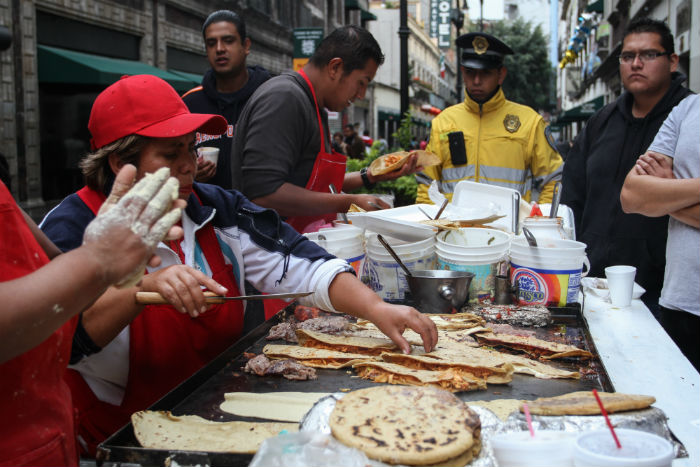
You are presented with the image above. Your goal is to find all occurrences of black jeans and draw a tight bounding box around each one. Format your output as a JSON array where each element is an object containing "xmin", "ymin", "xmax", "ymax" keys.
[{"xmin": 657, "ymin": 306, "xmax": 700, "ymax": 372}]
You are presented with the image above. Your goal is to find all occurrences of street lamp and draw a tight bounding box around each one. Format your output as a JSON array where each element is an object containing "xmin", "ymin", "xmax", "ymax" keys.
[{"xmin": 451, "ymin": 1, "xmax": 466, "ymax": 102}]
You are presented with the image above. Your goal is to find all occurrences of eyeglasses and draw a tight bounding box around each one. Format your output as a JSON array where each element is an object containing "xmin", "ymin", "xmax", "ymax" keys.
[{"xmin": 618, "ymin": 51, "xmax": 670, "ymax": 64}]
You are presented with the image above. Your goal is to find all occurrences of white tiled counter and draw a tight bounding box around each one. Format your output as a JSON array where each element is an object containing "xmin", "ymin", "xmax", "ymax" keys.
[{"xmin": 582, "ymin": 291, "xmax": 699, "ymax": 466}]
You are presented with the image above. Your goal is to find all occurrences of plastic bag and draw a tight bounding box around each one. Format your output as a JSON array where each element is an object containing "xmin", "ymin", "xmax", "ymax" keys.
[{"xmin": 249, "ymin": 430, "xmax": 372, "ymax": 467}]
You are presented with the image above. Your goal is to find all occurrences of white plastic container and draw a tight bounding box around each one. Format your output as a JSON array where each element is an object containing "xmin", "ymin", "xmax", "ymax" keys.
[
  {"xmin": 521, "ymin": 216, "xmax": 570, "ymax": 240},
  {"xmin": 509, "ymin": 237, "xmax": 589, "ymax": 306},
  {"xmin": 363, "ymin": 234, "xmax": 435, "ymax": 301},
  {"xmin": 435, "ymin": 228, "xmax": 510, "ymax": 303},
  {"xmin": 305, "ymin": 225, "xmax": 365, "ymax": 276},
  {"xmin": 491, "ymin": 430, "xmax": 575, "ymax": 467},
  {"xmin": 573, "ymin": 429, "xmax": 674, "ymax": 467}
]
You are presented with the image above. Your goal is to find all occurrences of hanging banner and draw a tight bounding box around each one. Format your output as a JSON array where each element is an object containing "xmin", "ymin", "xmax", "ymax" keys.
[{"xmin": 430, "ymin": 0, "xmax": 438, "ymax": 38}]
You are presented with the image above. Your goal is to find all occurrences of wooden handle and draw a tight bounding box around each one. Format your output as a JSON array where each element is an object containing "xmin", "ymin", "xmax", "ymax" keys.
[{"xmin": 135, "ymin": 291, "xmax": 220, "ymax": 305}]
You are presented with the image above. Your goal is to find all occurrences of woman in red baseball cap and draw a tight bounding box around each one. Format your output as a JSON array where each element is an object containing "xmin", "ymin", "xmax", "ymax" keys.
[{"xmin": 40, "ymin": 75, "xmax": 438, "ymax": 457}]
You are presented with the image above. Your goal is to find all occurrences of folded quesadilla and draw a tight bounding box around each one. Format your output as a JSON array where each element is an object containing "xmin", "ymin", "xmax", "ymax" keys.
[
  {"xmin": 352, "ymin": 360, "xmax": 487, "ymax": 392},
  {"xmin": 296, "ymin": 328, "xmax": 398, "ymax": 355},
  {"xmin": 262, "ymin": 344, "xmax": 375, "ymax": 369},
  {"xmin": 381, "ymin": 350, "xmax": 514, "ymax": 384},
  {"xmin": 474, "ymin": 331, "xmax": 593, "ymax": 360}
]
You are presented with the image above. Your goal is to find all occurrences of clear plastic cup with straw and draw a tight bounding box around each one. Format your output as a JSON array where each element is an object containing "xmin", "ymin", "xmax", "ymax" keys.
[
  {"xmin": 491, "ymin": 403, "xmax": 575, "ymax": 467},
  {"xmin": 573, "ymin": 389, "xmax": 674, "ymax": 466}
]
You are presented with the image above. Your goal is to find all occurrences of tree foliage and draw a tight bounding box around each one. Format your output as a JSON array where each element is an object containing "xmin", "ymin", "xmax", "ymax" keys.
[
  {"xmin": 346, "ymin": 112, "xmax": 418, "ymax": 207},
  {"xmin": 474, "ymin": 18, "xmax": 554, "ymax": 111}
]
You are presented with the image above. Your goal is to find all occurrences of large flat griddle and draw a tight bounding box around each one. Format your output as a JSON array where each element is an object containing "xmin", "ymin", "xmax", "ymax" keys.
[{"xmin": 97, "ymin": 302, "xmax": 612, "ymax": 467}]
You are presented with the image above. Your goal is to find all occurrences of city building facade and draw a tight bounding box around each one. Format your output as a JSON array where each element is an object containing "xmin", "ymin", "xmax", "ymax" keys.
[{"xmin": 0, "ymin": 0, "xmax": 379, "ymax": 218}]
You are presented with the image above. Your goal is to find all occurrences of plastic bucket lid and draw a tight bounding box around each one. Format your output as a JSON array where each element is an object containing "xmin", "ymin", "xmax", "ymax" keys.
[{"xmin": 573, "ymin": 429, "xmax": 674, "ymax": 467}]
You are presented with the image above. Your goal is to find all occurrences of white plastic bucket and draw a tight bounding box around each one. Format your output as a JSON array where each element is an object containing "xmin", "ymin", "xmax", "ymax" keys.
[
  {"xmin": 509, "ymin": 238, "xmax": 589, "ymax": 306},
  {"xmin": 363, "ymin": 234, "xmax": 436, "ymax": 301},
  {"xmin": 305, "ymin": 225, "xmax": 366, "ymax": 275},
  {"xmin": 437, "ymin": 228, "xmax": 511, "ymax": 254},
  {"xmin": 435, "ymin": 228, "xmax": 510, "ymax": 303}
]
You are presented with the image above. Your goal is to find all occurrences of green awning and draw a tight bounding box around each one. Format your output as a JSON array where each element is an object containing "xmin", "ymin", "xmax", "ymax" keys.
[
  {"xmin": 345, "ymin": 0, "xmax": 360, "ymax": 8},
  {"xmin": 38, "ymin": 45, "xmax": 198, "ymax": 92},
  {"xmin": 168, "ymin": 69, "xmax": 204, "ymax": 86},
  {"xmin": 556, "ymin": 96, "xmax": 604, "ymax": 123},
  {"xmin": 361, "ymin": 9, "xmax": 378, "ymax": 21}
]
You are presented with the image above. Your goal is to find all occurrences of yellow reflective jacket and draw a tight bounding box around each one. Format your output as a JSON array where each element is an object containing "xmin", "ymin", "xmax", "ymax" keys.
[{"xmin": 416, "ymin": 88, "xmax": 562, "ymax": 204}]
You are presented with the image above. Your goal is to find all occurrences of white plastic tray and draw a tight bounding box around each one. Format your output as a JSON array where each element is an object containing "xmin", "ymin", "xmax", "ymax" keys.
[
  {"xmin": 346, "ymin": 204, "xmax": 438, "ymax": 241},
  {"xmin": 451, "ymin": 181, "xmax": 520, "ymax": 233}
]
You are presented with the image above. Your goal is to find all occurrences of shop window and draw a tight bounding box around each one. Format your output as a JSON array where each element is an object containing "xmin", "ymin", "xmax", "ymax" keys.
[{"xmin": 39, "ymin": 84, "xmax": 101, "ymax": 202}]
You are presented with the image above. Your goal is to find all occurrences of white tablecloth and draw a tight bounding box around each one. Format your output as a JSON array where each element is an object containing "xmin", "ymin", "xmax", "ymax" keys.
[{"xmin": 582, "ymin": 291, "xmax": 700, "ymax": 466}]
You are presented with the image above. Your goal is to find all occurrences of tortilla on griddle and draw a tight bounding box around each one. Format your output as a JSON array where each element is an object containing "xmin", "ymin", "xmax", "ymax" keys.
[
  {"xmin": 296, "ymin": 328, "xmax": 398, "ymax": 355},
  {"xmin": 427, "ymin": 345, "xmax": 579, "ymax": 380},
  {"xmin": 524, "ymin": 391, "xmax": 656, "ymax": 416},
  {"xmin": 330, "ymin": 386, "xmax": 480, "ymax": 466},
  {"xmin": 219, "ymin": 392, "xmax": 328, "ymax": 422},
  {"xmin": 262, "ymin": 344, "xmax": 376, "ymax": 368},
  {"xmin": 474, "ymin": 331, "xmax": 593, "ymax": 360},
  {"xmin": 352, "ymin": 360, "xmax": 487, "ymax": 392},
  {"xmin": 131, "ymin": 411, "xmax": 297, "ymax": 453},
  {"xmin": 381, "ymin": 350, "xmax": 514, "ymax": 384}
]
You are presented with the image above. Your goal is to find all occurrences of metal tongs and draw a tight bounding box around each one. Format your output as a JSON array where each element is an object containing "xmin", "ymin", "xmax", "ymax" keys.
[{"xmin": 329, "ymin": 183, "xmax": 349, "ymax": 224}]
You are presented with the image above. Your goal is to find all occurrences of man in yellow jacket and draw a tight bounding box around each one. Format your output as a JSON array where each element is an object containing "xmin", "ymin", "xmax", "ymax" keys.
[{"xmin": 416, "ymin": 32, "xmax": 562, "ymax": 204}]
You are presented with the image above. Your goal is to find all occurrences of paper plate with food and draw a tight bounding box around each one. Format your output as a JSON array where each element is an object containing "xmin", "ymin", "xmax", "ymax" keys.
[{"xmin": 368, "ymin": 150, "xmax": 441, "ymax": 176}]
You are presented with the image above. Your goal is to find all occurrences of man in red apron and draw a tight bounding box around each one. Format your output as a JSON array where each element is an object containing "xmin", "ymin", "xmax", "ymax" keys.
[
  {"xmin": 231, "ymin": 25, "xmax": 420, "ymax": 234},
  {"xmin": 0, "ymin": 164, "xmax": 183, "ymax": 466}
]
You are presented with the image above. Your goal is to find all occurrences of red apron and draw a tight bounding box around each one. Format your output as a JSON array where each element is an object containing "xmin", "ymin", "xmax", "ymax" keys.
[
  {"xmin": 285, "ymin": 68, "xmax": 347, "ymax": 234},
  {"xmin": 263, "ymin": 70, "xmax": 348, "ymax": 319},
  {"xmin": 0, "ymin": 182, "xmax": 79, "ymax": 466},
  {"xmin": 68, "ymin": 187, "xmax": 244, "ymax": 456}
]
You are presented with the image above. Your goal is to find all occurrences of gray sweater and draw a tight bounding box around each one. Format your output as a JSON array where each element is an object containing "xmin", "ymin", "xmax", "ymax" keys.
[{"xmin": 231, "ymin": 71, "xmax": 332, "ymax": 199}]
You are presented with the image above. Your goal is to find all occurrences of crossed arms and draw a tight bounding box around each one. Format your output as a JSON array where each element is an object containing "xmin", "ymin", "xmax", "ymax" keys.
[{"xmin": 620, "ymin": 151, "xmax": 700, "ymax": 228}]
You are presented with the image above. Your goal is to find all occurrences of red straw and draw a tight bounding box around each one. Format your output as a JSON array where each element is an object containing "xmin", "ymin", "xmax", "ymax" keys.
[
  {"xmin": 592, "ymin": 389, "xmax": 622, "ymax": 448},
  {"xmin": 522, "ymin": 403, "xmax": 535, "ymax": 437}
]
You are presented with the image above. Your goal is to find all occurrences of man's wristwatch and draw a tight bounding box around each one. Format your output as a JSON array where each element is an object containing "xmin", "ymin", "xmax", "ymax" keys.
[{"xmin": 360, "ymin": 167, "xmax": 375, "ymax": 189}]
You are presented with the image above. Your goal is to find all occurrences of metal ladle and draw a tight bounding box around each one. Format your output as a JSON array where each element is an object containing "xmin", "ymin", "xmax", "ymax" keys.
[
  {"xmin": 522, "ymin": 226, "xmax": 538, "ymax": 247},
  {"xmin": 376, "ymin": 234, "xmax": 412, "ymax": 277}
]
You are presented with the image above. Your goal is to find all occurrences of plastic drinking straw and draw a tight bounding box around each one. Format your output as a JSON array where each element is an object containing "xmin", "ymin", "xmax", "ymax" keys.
[
  {"xmin": 592, "ymin": 389, "xmax": 622, "ymax": 449},
  {"xmin": 522, "ymin": 403, "xmax": 535, "ymax": 437}
]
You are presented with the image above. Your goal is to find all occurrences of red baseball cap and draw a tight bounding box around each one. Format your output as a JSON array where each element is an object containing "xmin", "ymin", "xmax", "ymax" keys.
[{"xmin": 88, "ymin": 74, "xmax": 228, "ymax": 150}]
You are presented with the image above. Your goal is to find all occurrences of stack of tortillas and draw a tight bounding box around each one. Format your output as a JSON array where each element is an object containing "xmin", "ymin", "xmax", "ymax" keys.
[{"xmin": 329, "ymin": 386, "xmax": 481, "ymax": 466}]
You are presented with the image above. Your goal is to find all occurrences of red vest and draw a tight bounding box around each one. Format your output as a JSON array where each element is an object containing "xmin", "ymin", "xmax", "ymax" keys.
[
  {"xmin": 0, "ymin": 181, "xmax": 79, "ymax": 466},
  {"xmin": 68, "ymin": 186, "xmax": 245, "ymax": 456}
]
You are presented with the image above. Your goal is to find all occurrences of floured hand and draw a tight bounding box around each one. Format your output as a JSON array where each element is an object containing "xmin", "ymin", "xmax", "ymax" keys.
[{"xmin": 83, "ymin": 165, "xmax": 184, "ymax": 288}]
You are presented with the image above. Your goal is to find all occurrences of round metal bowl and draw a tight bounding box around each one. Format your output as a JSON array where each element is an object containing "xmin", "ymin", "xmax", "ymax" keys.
[{"xmin": 406, "ymin": 270, "xmax": 475, "ymax": 314}]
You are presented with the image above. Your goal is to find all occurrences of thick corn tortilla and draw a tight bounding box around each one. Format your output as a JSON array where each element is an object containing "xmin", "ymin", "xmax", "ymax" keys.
[
  {"xmin": 330, "ymin": 386, "xmax": 479, "ymax": 466},
  {"xmin": 524, "ymin": 391, "xmax": 656, "ymax": 415},
  {"xmin": 131, "ymin": 411, "xmax": 297, "ymax": 453}
]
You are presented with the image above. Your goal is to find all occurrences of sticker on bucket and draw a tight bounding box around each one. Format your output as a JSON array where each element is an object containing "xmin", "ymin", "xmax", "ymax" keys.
[
  {"xmin": 437, "ymin": 257, "xmax": 498, "ymax": 303},
  {"xmin": 511, "ymin": 263, "xmax": 582, "ymax": 306},
  {"xmin": 363, "ymin": 255, "xmax": 434, "ymax": 301}
]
